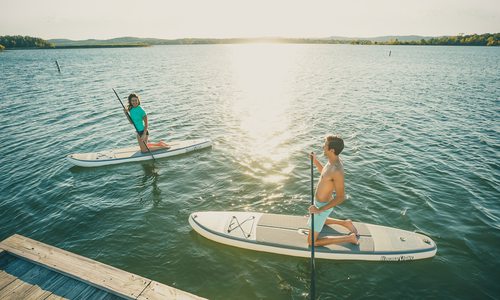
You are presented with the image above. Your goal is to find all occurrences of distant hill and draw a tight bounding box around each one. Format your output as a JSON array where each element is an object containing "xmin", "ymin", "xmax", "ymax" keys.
[
  {"xmin": 48, "ymin": 33, "xmax": 499, "ymax": 47},
  {"xmin": 49, "ymin": 37, "xmax": 163, "ymax": 46},
  {"xmin": 50, "ymin": 35, "xmax": 438, "ymax": 46}
]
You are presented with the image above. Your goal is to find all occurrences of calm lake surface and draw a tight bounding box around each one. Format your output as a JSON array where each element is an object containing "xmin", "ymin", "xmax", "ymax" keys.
[{"xmin": 1, "ymin": 44, "xmax": 499, "ymax": 299}]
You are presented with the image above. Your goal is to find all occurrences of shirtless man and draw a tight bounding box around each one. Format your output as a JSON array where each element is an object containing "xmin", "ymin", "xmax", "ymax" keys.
[{"xmin": 307, "ymin": 135, "xmax": 359, "ymax": 246}]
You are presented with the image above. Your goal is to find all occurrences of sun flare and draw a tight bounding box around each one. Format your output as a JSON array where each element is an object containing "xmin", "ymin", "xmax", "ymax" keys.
[{"xmin": 229, "ymin": 44, "xmax": 300, "ymax": 163}]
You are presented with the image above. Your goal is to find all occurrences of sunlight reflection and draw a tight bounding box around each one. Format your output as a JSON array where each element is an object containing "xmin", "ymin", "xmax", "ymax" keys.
[{"xmin": 229, "ymin": 44, "xmax": 299, "ymax": 167}]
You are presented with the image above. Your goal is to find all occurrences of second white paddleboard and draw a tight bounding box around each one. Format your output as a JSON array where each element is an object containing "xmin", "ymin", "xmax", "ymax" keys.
[{"xmin": 67, "ymin": 138, "xmax": 212, "ymax": 167}]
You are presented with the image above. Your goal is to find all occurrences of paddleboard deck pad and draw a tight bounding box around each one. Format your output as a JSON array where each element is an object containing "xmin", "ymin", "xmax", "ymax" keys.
[
  {"xmin": 67, "ymin": 138, "xmax": 212, "ymax": 167},
  {"xmin": 189, "ymin": 211, "xmax": 437, "ymax": 261}
]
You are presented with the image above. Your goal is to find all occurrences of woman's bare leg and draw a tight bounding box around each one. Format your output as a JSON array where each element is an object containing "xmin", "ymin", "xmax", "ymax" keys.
[
  {"xmin": 137, "ymin": 134, "xmax": 148, "ymax": 153},
  {"xmin": 146, "ymin": 140, "xmax": 170, "ymax": 151}
]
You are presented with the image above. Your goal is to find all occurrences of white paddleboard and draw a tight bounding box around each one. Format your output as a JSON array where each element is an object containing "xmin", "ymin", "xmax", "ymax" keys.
[
  {"xmin": 189, "ymin": 211, "xmax": 437, "ymax": 261},
  {"xmin": 67, "ymin": 138, "xmax": 212, "ymax": 167}
]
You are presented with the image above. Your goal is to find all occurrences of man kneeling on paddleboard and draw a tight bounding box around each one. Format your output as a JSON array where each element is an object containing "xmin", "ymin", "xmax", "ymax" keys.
[{"xmin": 308, "ymin": 135, "xmax": 359, "ymax": 246}]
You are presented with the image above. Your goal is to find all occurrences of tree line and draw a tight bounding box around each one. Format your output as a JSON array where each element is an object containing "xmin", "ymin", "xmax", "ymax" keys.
[
  {"xmin": 0, "ymin": 33, "xmax": 498, "ymax": 50},
  {"xmin": 153, "ymin": 33, "xmax": 499, "ymax": 46},
  {"xmin": 0, "ymin": 35, "xmax": 55, "ymax": 49},
  {"xmin": 352, "ymin": 33, "xmax": 499, "ymax": 46}
]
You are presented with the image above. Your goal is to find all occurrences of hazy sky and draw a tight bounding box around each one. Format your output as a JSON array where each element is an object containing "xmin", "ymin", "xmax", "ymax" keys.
[{"xmin": 1, "ymin": 0, "xmax": 499, "ymax": 40}]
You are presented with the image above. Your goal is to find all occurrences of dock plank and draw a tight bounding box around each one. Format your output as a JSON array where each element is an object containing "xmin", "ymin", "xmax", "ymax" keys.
[
  {"xmin": 23, "ymin": 272, "xmax": 64, "ymax": 300},
  {"xmin": 0, "ymin": 234, "xmax": 147, "ymax": 299},
  {"xmin": 0, "ymin": 270, "xmax": 18, "ymax": 291},
  {"xmin": 7, "ymin": 282, "xmax": 49, "ymax": 300},
  {"xmin": 0, "ymin": 234, "xmax": 205, "ymax": 300},
  {"xmin": 2, "ymin": 264, "xmax": 53, "ymax": 299},
  {"xmin": 0, "ymin": 278, "xmax": 30, "ymax": 298},
  {"xmin": 87, "ymin": 288, "xmax": 120, "ymax": 300},
  {"xmin": 138, "ymin": 281, "xmax": 205, "ymax": 300}
]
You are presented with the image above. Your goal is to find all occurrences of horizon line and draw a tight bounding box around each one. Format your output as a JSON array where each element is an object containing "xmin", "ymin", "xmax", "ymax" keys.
[{"xmin": 43, "ymin": 32, "xmax": 499, "ymax": 41}]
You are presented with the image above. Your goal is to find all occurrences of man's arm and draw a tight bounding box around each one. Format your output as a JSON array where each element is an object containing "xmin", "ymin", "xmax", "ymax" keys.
[{"xmin": 310, "ymin": 152, "xmax": 323, "ymax": 173}]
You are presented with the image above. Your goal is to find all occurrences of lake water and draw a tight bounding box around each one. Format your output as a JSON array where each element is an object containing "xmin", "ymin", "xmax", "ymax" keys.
[{"xmin": 0, "ymin": 44, "xmax": 499, "ymax": 299}]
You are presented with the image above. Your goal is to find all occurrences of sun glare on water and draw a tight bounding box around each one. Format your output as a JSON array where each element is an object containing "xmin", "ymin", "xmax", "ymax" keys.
[
  {"xmin": 230, "ymin": 44, "xmax": 299, "ymax": 156},
  {"xmin": 227, "ymin": 44, "xmax": 302, "ymax": 184}
]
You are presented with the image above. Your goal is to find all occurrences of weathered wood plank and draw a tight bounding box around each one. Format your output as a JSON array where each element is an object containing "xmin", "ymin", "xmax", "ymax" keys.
[
  {"xmin": 0, "ymin": 278, "xmax": 30, "ymax": 298},
  {"xmin": 0, "ymin": 270, "xmax": 18, "ymax": 292},
  {"xmin": 23, "ymin": 271, "xmax": 63, "ymax": 300},
  {"xmin": 0, "ymin": 235, "xmax": 205, "ymax": 300},
  {"xmin": 87, "ymin": 287, "xmax": 118, "ymax": 300},
  {"xmin": 137, "ymin": 281, "xmax": 206, "ymax": 300},
  {"xmin": 102, "ymin": 293, "xmax": 127, "ymax": 300},
  {"xmin": 8, "ymin": 282, "xmax": 49, "ymax": 300},
  {"xmin": 0, "ymin": 234, "xmax": 147, "ymax": 299},
  {"xmin": 3, "ymin": 264, "xmax": 53, "ymax": 299}
]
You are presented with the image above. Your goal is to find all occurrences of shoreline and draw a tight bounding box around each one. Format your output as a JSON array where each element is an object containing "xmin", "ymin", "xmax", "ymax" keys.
[
  {"xmin": 2, "ymin": 33, "xmax": 498, "ymax": 49},
  {"xmin": 2, "ymin": 43, "xmax": 498, "ymax": 51}
]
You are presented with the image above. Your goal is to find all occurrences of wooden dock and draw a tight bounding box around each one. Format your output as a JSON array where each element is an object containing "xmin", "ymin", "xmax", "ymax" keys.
[{"xmin": 0, "ymin": 234, "xmax": 206, "ymax": 299}]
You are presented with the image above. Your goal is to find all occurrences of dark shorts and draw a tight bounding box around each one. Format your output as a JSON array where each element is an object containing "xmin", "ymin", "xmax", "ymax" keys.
[{"xmin": 137, "ymin": 130, "xmax": 149, "ymax": 136}]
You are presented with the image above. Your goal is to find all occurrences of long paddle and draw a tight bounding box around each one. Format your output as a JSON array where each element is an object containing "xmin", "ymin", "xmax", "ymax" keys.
[
  {"xmin": 112, "ymin": 88, "xmax": 156, "ymax": 161},
  {"xmin": 310, "ymin": 152, "xmax": 316, "ymax": 300}
]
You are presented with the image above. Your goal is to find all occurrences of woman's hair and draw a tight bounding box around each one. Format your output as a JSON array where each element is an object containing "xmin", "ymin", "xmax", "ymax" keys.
[
  {"xmin": 127, "ymin": 93, "xmax": 141, "ymax": 111},
  {"xmin": 326, "ymin": 135, "xmax": 344, "ymax": 155}
]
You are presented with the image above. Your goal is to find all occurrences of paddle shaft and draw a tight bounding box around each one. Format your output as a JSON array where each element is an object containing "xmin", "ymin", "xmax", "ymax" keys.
[
  {"xmin": 112, "ymin": 88, "xmax": 156, "ymax": 160},
  {"xmin": 310, "ymin": 153, "xmax": 316, "ymax": 300}
]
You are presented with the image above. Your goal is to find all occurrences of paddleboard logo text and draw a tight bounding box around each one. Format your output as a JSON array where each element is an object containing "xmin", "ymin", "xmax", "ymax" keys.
[{"xmin": 380, "ymin": 255, "xmax": 415, "ymax": 261}]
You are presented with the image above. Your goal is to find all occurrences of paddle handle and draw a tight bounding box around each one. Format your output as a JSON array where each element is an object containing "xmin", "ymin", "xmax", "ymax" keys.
[
  {"xmin": 112, "ymin": 88, "xmax": 156, "ymax": 160},
  {"xmin": 310, "ymin": 152, "xmax": 316, "ymax": 300}
]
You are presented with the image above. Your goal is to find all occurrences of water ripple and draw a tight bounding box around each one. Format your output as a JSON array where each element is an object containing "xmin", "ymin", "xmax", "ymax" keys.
[{"xmin": 0, "ymin": 45, "xmax": 499, "ymax": 299}]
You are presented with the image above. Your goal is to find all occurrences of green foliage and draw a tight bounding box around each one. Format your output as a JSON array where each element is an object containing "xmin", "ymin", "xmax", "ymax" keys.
[
  {"xmin": 145, "ymin": 33, "xmax": 499, "ymax": 46},
  {"xmin": 0, "ymin": 44, "xmax": 5, "ymax": 51},
  {"xmin": 146, "ymin": 33, "xmax": 498, "ymax": 46},
  {"xmin": 382, "ymin": 33, "xmax": 499, "ymax": 46},
  {"xmin": 486, "ymin": 36, "xmax": 498, "ymax": 46},
  {"xmin": 55, "ymin": 44, "xmax": 148, "ymax": 49},
  {"xmin": 0, "ymin": 35, "xmax": 55, "ymax": 49},
  {"xmin": 6, "ymin": 33, "xmax": 497, "ymax": 49}
]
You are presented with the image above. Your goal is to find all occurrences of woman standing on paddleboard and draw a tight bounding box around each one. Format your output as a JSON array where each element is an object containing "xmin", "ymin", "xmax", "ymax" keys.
[{"xmin": 125, "ymin": 93, "xmax": 169, "ymax": 153}]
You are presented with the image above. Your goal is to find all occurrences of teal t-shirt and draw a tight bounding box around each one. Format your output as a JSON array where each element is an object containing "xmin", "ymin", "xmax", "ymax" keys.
[{"xmin": 129, "ymin": 106, "xmax": 146, "ymax": 131}]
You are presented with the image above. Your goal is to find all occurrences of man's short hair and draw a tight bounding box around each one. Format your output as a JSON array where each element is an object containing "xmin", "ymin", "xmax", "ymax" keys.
[{"xmin": 326, "ymin": 136, "xmax": 344, "ymax": 155}]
